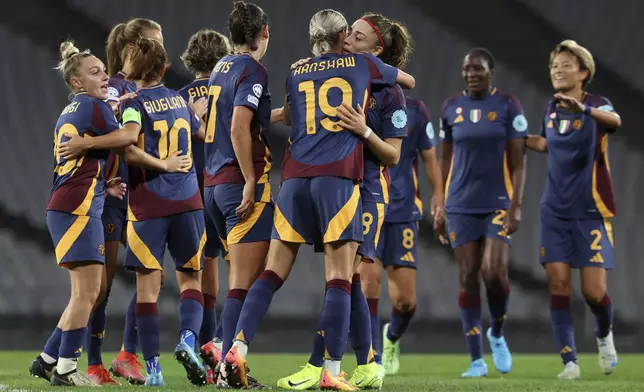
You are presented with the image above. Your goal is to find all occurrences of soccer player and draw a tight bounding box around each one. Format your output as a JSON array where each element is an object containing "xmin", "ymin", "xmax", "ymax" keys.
[
  {"xmin": 197, "ymin": 3, "xmax": 273, "ymax": 389},
  {"xmin": 29, "ymin": 41, "xmax": 132, "ymax": 386},
  {"xmin": 222, "ymin": 9, "xmax": 415, "ymax": 390},
  {"xmin": 178, "ymin": 29, "xmax": 231, "ymax": 384},
  {"xmin": 277, "ymin": 12, "xmax": 413, "ymax": 390},
  {"xmin": 435, "ymin": 48, "xmax": 527, "ymax": 377},
  {"xmin": 98, "ymin": 18, "xmax": 163, "ymax": 386},
  {"xmin": 525, "ymin": 40, "xmax": 621, "ymax": 380}
]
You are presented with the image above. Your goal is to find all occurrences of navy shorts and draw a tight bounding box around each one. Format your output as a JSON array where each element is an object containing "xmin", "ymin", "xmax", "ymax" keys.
[
  {"xmin": 540, "ymin": 212, "xmax": 614, "ymax": 269},
  {"xmin": 47, "ymin": 211, "xmax": 105, "ymax": 266},
  {"xmin": 377, "ymin": 221, "xmax": 418, "ymax": 269},
  {"xmin": 446, "ymin": 210, "xmax": 511, "ymax": 248}
]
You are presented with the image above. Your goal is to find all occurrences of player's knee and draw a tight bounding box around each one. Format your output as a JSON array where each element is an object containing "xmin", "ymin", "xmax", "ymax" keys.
[
  {"xmin": 481, "ymin": 267, "xmax": 508, "ymax": 291},
  {"xmin": 581, "ymin": 285, "xmax": 606, "ymax": 304},
  {"xmin": 391, "ymin": 293, "xmax": 416, "ymax": 311},
  {"xmin": 459, "ymin": 268, "xmax": 480, "ymax": 292},
  {"xmin": 547, "ymin": 275, "xmax": 572, "ymax": 296}
]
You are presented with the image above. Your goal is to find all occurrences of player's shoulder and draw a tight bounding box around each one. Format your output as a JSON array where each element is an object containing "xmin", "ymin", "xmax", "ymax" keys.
[
  {"xmin": 492, "ymin": 88, "xmax": 521, "ymax": 105},
  {"xmin": 238, "ymin": 53, "xmax": 267, "ymax": 73},
  {"xmin": 585, "ymin": 92, "xmax": 613, "ymax": 108},
  {"xmin": 441, "ymin": 92, "xmax": 462, "ymax": 113}
]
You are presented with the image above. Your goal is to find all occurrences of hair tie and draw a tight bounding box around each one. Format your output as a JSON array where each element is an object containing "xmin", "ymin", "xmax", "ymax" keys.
[{"xmin": 361, "ymin": 17, "xmax": 384, "ymax": 48}]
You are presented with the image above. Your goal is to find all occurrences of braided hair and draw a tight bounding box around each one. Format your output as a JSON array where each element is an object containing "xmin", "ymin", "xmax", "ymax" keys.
[{"xmin": 228, "ymin": 1, "xmax": 267, "ymax": 51}]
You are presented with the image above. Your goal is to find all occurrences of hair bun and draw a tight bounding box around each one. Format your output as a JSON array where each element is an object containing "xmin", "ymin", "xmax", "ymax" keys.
[{"xmin": 59, "ymin": 41, "xmax": 80, "ymax": 61}]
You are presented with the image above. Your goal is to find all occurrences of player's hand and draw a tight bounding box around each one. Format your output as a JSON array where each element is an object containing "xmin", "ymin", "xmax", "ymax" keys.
[
  {"xmin": 236, "ymin": 181, "xmax": 255, "ymax": 219},
  {"xmin": 554, "ymin": 93, "xmax": 585, "ymax": 113},
  {"xmin": 106, "ymin": 177, "xmax": 127, "ymax": 199},
  {"xmin": 189, "ymin": 96, "xmax": 208, "ymax": 120},
  {"xmin": 119, "ymin": 92, "xmax": 137, "ymax": 103},
  {"xmin": 433, "ymin": 215, "xmax": 448, "ymax": 245},
  {"xmin": 337, "ymin": 103, "xmax": 369, "ymax": 136},
  {"xmin": 163, "ymin": 150, "xmax": 191, "ymax": 173},
  {"xmin": 503, "ymin": 205, "xmax": 521, "ymax": 235},
  {"xmin": 291, "ymin": 57, "xmax": 312, "ymax": 70},
  {"xmin": 271, "ymin": 107, "xmax": 284, "ymax": 125},
  {"xmin": 58, "ymin": 133, "xmax": 88, "ymax": 160},
  {"xmin": 430, "ymin": 194, "xmax": 445, "ymax": 224}
]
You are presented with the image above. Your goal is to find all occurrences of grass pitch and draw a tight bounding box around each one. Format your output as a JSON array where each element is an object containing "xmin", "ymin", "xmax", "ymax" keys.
[{"xmin": 0, "ymin": 352, "xmax": 643, "ymax": 391}]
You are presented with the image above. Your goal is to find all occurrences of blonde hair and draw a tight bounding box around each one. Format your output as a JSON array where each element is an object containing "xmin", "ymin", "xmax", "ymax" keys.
[
  {"xmin": 550, "ymin": 39, "xmax": 595, "ymax": 86},
  {"xmin": 55, "ymin": 41, "xmax": 92, "ymax": 87},
  {"xmin": 309, "ymin": 9, "xmax": 348, "ymax": 56}
]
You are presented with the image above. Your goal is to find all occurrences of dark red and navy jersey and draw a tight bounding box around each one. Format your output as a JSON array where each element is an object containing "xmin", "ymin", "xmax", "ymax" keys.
[
  {"xmin": 283, "ymin": 53, "xmax": 399, "ymax": 181},
  {"xmin": 362, "ymin": 84, "xmax": 408, "ymax": 204},
  {"xmin": 203, "ymin": 54, "xmax": 272, "ymax": 186},
  {"xmin": 178, "ymin": 77, "xmax": 209, "ymax": 189},
  {"xmin": 105, "ymin": 72, "xmax": 136, "ymax": 210},
  {"xmin": 540, "ymin": 93, "xmax": 617, "ymax": 219},
  {"xmin": 440, "ymin": 88, "xmax": 528, "ymax": 214},
  {"xmin": 121, "ymin": 84, "xmax": 203, "ymax": 221},
  {"xmin": 48, "ymin": 92, "xmax": 120, "ymax": 217},
  {"xmin": 386, "ymin": 97, "xmax": 436, "ymax": 223}
]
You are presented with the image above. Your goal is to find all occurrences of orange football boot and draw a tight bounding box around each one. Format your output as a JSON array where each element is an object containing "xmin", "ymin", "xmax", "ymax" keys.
[{"xmin": 87, "ymin": 364, "xmax": 120, "ymax": 385}]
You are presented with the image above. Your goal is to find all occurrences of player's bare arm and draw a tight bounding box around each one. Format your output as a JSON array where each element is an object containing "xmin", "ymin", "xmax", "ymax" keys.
[
  {"xmin": 270, "ymin": 107, "xmax": 284, "ymax": 124},
  {"xmin": 435, "ymin": 139, "xmax": 452, "ymax": 245},
  {"xmin": 525, "ymin": 135, "xmax": 547, "ymax": 153},
  {"xmin": 420, "ymin": 146, "xmax": 444, "ymax": 221},
  {"xmin": 122, "ymin": 146, "xmax": 190, "ymax": 173},
  {"xmin": 504, "ymin": 138, "xmax": 526, "ymax": 235},
  {"xmin": 58, "ymin": 122, "xmax": 140, "ymax": 160},
  {"xmin": 337, "ymin": 102, "xmax": 401, "ymax": 166},
  {"xmin": 231, "ymin": 105, "xmax": 256, "ymax": 219}
]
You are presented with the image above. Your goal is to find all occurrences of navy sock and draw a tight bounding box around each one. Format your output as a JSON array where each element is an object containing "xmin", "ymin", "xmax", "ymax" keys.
[
  {"xmin": 179, "ymin": 289, "xmax": 204, "ymax": 348},
  {"xmin": 386, "ymin": 305, "xmax": 416, "ymax": 343},
  {"xmin": 43, "ymin": 327, "xmax": 63, "ymax": 360},
  {"xmin": 123, "ymin": 293, "xmax": 138, "ymax": 354},
  {"xmin": 322, "ymin": 280, "xmax": 352, "ymax": 361},
  {"xmin": 59, "ymin": 327, "xmax": 87, "ymax": 359},
  {"xmin": 458, "ymin": 291, "xmax": 483, "ymax": 361},
  {"xmin": 349, "ymin": 274, "xmax": 372, "ymax": 365},
  {"xmin": 550, "ymin": 295, "xmax": 577, "ymax": 364},
  {"xmin": 232, "ymin": 270, "xmax": 284, "ymax": 358},
  {"xmin": 135, "ymin": 302, "xmax": 160, "ymax": 360},
  {"xmin": 87, "ymin": 295, "xmax": 109, "ymax": 365},
  {"xmin": 308, "ymin": 317, "xmax": 326, "ymax": 367},
  {"xmin": 214, "ymin": 319, "xmax": 223, "ymax": 342},
  {"xmin": 200, "ymin": 294, "xmax": 217, "ymax": 344},
  {"xmin": 486, "ymin": 284, "xmax": 510, "ymax": 338},
  {"xmin": 221, "ymin": 289, "xmax": 248, "ymax": 361},
  {"xmin": 586, "ymin": 294, "xmax": 613, "ymax": 339},
  {"xmin": 367, "ymin": 298, "xmax": 381, "ymax": 365}
]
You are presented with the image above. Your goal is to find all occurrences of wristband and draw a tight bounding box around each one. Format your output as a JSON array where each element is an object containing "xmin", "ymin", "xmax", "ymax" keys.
[
  {"xmin": 362, "ymin": 127, "xmax": 372, "ymax": 139},
  {"xmin": 583, "ymin": 105, "xmax": 592, "ymax": 115}
]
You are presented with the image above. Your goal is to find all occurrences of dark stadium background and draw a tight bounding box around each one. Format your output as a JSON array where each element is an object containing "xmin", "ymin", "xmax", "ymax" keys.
[{"xmin": 1, "ymin": 0, "xmax": 642, "ymax": 354}]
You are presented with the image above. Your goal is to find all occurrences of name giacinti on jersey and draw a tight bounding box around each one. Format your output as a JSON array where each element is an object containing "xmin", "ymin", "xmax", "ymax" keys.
[{"xmin": 143, "ymin": 96, "xmax": 188, "ymax": 114}]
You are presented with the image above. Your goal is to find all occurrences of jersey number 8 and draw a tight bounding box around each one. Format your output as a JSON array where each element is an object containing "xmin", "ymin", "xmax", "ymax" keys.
[{"xmin": 298, "ymin": 78, "xmax": 367, "ymax": 135}]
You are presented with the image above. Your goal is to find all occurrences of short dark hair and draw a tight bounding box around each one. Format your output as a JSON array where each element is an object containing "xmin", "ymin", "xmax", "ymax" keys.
[
  {"xmin": 181, "ymin": 30, "xmax": 231, "ymax": 75},
  {"xmin": 466, "ymin": 47, "xmax": 495, "ymax": 70}
]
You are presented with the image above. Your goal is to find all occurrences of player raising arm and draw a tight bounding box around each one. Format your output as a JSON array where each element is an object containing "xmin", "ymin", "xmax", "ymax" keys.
[
  {"xmin": 435, "ymin": 48, "xmax": 527, "ymax": 378},
  {"xmin": 222, "ymin": 9, "xmax": 414, "ymax": 390},
  {"xmin": 29, "ymin": 41, "xmax": 128, "ymax": 387},
  {"xmin": 178, "ymin": 29, "xmax": 231, "ymax": 384},
  {"xmin": 526, "ymin": 40, "xmax": 620, "ymax": 380}
]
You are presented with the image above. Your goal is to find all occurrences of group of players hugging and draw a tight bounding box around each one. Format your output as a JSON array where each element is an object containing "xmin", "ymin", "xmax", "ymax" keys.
[{"xmin": 28, "ymin": 1, "xmax": 621, "ymax": 389}]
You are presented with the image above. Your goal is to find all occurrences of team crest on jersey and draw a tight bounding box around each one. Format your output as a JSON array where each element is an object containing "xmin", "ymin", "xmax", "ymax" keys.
[
  {"xmin": 469, "ymin": 109, "xmax": 481, "ymax": 123},
  {"xmin": 573, "ymin": 119, "xmax": 583, "ymax": 130},
  {"xmin": 547, "ymin": 120, "xmax": 553, "ymax": 128},
  {"xmin": 392, "ymin": 109, "xmax": 407, "ymax": 129},
  {"xmin": 98, "ymin": 244, "xmax": 105, "ymax": 256},
  {"xmin": 368, "ymin": 97, "xmax": 377, "ymax": 109},
  {"xmin": 487, "ymin": 111, "xmax": 497, "ymax": 121},
  {"xmin": 105, "ymin": 223, "xmax": 116, "ymax": 234},
  {"xmin": 540, "ymin": 246, "xmax": 546, "ymax": 257},
  {"xmin": 454, "ymin": 108, "xmax": 464, "ymax": 124},
  {"xmin": 450, "ymin": 232, "xmax": 456, "ymax": 243},
  {"xmin": 558, "ymin": 120, "xmax": 571, "ymax": 134},
  {"xmin": 252, "ymin": 83, "xmax": 263, "ymax": 97}
]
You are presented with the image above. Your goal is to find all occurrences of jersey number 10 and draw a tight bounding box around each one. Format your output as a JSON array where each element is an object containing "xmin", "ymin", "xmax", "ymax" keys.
[
  {"xmin": 151, "ymin": 118, "xmax": 193, "ymax": 167},
  {"xmin": 298, "ymin": 77, "xmax": 368, "ymax": 135}
]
